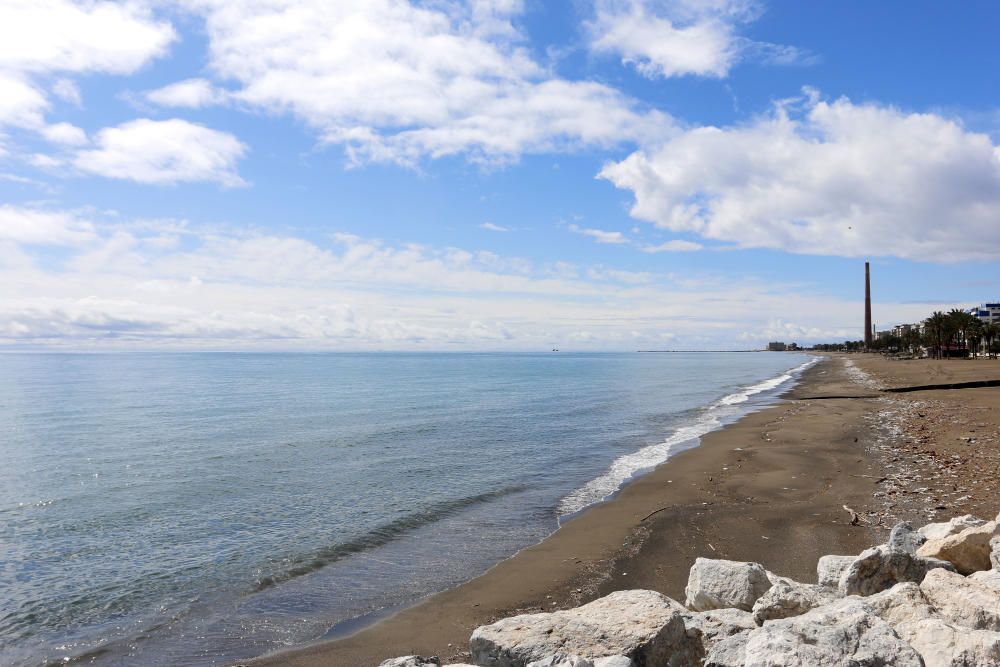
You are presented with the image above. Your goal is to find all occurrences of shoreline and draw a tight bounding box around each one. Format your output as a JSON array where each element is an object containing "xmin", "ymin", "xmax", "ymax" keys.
[{"xmin": 248, "ymin": 355, "xmax": 890, "ymax": 667}]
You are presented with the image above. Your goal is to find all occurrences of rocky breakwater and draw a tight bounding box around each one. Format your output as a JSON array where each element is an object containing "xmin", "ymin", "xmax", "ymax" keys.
[{"xmin": 381, "ymin": 511, "xmax": 1000, "ymax": 667}]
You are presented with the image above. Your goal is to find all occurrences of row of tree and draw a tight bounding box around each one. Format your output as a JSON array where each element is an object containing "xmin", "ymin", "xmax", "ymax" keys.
[{"xmin": 813, "ymin": 309, "xmax": 1000, "ymax": 358}]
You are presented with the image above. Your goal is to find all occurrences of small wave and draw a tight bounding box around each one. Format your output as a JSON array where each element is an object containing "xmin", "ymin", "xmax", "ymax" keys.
[
  {"xmin": 557, "ymin": 357, "xmax": 818, "ymax": 517},
  {"xmin": 255, "ymin": 484, "xmax": 528, "ymax": 590}
]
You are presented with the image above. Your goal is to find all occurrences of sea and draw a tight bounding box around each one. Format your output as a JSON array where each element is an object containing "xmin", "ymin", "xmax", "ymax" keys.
[{"xmin": 0, "ymin": 351, "xmax": 816, "ymax": 666}]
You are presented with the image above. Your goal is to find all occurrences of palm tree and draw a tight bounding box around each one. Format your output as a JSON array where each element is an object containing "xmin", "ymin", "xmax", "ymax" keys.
[
  {"xmin": 924, "ymin": 312, "xmax": 948, "ymax": 358},
  {"xmin": 984, "ymin": 322, "xmax": 999, "ymax": 359},
  {"xmin": 967, "ymin": 318, "xmax": 985, "ymax": 358}
]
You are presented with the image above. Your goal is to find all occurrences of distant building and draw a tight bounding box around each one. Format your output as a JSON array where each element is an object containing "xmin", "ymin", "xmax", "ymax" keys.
[
  {"xmin": 767, "ymin": 341, "xmax": 787, "ymax": 351},
  {"xmin": 968, "ymin": 303, "xmax": 1000, "ymax": 324}
]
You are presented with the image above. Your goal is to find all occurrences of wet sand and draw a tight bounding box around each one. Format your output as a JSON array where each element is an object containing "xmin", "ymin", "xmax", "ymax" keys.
[{"xmin": 248, "ymin": 355, "xmax": 896, "ymax": 667}]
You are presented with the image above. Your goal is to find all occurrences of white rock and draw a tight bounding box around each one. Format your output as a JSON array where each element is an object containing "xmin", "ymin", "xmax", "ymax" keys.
[
  {"xmin": 863, "ymin": 582, "xmax": 938, "ymax": 627},
  {"xmin": 816, "ymin": 555, "xmax": 855, "ymax": 588},
  {"xmin": 838, "ymin": 544, "xmax": 955, "ymax": 596},
  {"xmin": 920, "ymin": 568, "xmax": 1000, "ymax": 631},
  {"xmin": 750, "ymin": 579, "xmax": 839, "ymax": 625},
  {"xmin": 888, "ymin": 521, "xmax": 927, "ymax": 555},
  {"xmin": 970, "ymin": 569, "xmax": 1000, "ymax": 592},
  {"xmin": 705, "ymin": 598, "xmax": 923, "ymax": 666},
  {"xmin": 917, "ymin": 521, "xmax": 1000, "ymax": 575},
  {"xmin": 992, "ymin": 535, "xmax": 1000, "ymax": 570},
  {"xmin": 684, "ymin": 608, "xmax": 756, "ymax": 653},
  {"xmin": 379, "ymin": 657, "xmax": 440, "ymax": 667},
  {"xmin": 919, "ymin": 514, "xmax": 988, "ymax": 541},
  {"xmin": 593, "ymin": 658, "xmax": 635, "ymax": 667},
  {"xmin": 685, "ymin": 558, "xmax": 773, "ymax": 612},
  {"xmin": 470, "ymin": 590, "xmax": 700, "ymax": 667},
  {"xmin": 525, "ymin": 656, "xmax": 594, "ymax": 667},
  {"xmin": 895, "ymin": 617, "xmax": 1000, "ymax": 667}
]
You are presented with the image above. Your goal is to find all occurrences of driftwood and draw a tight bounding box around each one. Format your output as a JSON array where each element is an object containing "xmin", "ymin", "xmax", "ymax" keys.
[{"xmin": 842, "ymin": 504, "xmax": 865, "ymax": 525}]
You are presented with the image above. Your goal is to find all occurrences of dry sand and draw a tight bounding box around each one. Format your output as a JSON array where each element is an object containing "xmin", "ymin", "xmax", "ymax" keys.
[{"xmin": 246, "ymin": 353, "xmax": 1000, "ymax": 667}]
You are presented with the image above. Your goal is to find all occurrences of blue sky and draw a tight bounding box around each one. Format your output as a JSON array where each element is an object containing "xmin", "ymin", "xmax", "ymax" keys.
[{"xmin": 2, "ymin": 0, "xmax": 1000, "ymax": 349}]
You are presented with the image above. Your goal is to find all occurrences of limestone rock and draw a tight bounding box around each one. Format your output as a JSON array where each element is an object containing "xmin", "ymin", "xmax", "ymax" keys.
[
  {"xmin": 593, "ymin": 658, "xmax": 634, "ymax": 667},
  {"xmin": 971, "ymin": 569, "xmax": 1000, "ymax": 592},
  {"xmin": 920, "ymin": 568, "xmax": 1000, "ymax": 631},
  {"xmin": 862, "ymin": 582, "xmax": 938, "ymax": 627},
  {"xmin": 379, "ymin": 658, "xmax": 440, "ymax": 667},
  {"xmin": 888, "ymin": 521, "xmax": 926, "ymax": 555},
  {"xmin": 895, "ymin": 618, "xmax": 1000, "ymax": 667},
  {"xmin": 919, "ymin": 514, "xmax": 988, "ymax": 541},
  {"xmin": 917, "ymin": 521, "xmax": 999, "ymax": 575},
  {"xmin": 992, "ymin": 535, "xmax": 1000, "ymax": 570},
  {"xmin": 750, "ymin": 579, "xmax": 839, "ymax": 625},
  {"xmin": 525, "ymin": 656, "xmax": 594, "ymax": 667},
  {"xmin": 685, "ymin": 558, "xmax": 773, "ymax": 612},
  {"xmin": 705, "ymin": 598, "xmax": 923, "ymax": 666},
  {"xmin": 816, "ymin": 555, "xmax": 855, "ymax": 588},
  {"xmin": 469, "ymin": 590, "xmax": 700, "ymax": 667},
  {"xmin": 685, "ymin": 608, "xmax": 756, "ymax": 653},
  {"xmin": 838, "ymin": 544, "xmax": 955, "ymax": 596}
]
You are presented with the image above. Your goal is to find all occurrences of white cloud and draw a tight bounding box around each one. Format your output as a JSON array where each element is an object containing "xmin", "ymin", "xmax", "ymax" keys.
[
  {"xmin": 145, "ymin": 78, "xmax": 225, "ymax": 108},
  {"xmin": 569, "ymin": 224, "xmax": 630, "ymax": 244},
  {"xmin": 73, "ymin": 119, "xmax": 247, "ymax": 186},
  {"xmin": 480, "ymin": 222, "xmax": 511, "ymax": 232},
  {"xmin": 600, "ymin": 91, "xmax": 1000, "ymax": 262},
  {"xmin": 52, "ymin": 78, "xmax": 82, "ymax": 106},
  {"xmin": 640, "ymin": 240, "xmax": 702, "ymax": 252},
  {"xmin": 41, "ymin": 121, "xmax": 87, "ymax": 146},
  {"xmin": 587, "ymin": 0, "xmax": 807, "ymax": 79},
  {"xmin": 0, "ymin": 0, "xmax": 175, "ymax": 74},
  {"xmin": 0, "ymin": 205, "xmax": 97, "ymax": 245},
  {"xmin": 183, "ymin": 0, "xmax": 670, "ymax": 165},
  {"xmin": 0, "ymin": 206, "xmax": 967, "ymax": 348},
  {"xmin": 0, "ymin": 73, "xmax": 48, "ymax": 128}
]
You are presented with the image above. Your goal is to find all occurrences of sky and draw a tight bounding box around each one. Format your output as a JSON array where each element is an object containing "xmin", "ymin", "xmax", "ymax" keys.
[{"xmin": 2, "ymin": 0, "xmax": 1000, "ymax": 350}]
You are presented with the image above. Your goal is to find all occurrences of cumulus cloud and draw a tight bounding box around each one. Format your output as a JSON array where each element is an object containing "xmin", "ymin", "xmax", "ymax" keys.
[
  {"xmin": 181, "ymin": 0, "xmax": 670, "ymax": 165},
  {"xmin": 41, "ymin": 121, "xmax": 87, "ymax": 146},
  {"xmin": 0, "ymin": 0, "xmax": 175, "ymax": 74},
  {"xmin": 0, "ymin": 1, "xmax": 175, "ymax": 139},
  {"xmin": 600, "ymin": 91, "xmax": 1000, "ymax": 262},
  {"xmin": 73, "ymin": 119, "xmax": 247, "ymax": 186},
  {"xmin": 0, "ymin": 73, "xmax": 48, "ymax": 128},
  {"xmin": 144, "ymin": 78, "xmax": 226, "ymax": 108},
  {"xmin": 587, "ymin": 0, "xmax": 807, "ymax": 79}
]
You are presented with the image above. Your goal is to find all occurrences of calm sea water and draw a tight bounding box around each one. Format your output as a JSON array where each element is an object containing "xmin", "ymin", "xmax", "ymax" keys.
[{"xmin": 0, "ymin": 352, "xmax": 814, "ymax": 666}]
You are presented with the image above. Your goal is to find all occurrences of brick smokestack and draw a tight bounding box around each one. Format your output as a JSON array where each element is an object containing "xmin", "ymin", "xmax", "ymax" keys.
[{"xmin": 864, "ymin": 261, "xmax": 873, "ymax": 348}]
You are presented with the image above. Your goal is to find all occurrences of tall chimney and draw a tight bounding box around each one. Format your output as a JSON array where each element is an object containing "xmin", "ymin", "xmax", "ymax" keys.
[{"xmin": 864, "ymin": 261, "xmax": 873, "ymax": 349}]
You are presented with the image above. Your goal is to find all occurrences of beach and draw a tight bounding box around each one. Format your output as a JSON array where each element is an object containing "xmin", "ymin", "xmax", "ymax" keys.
[{"xmin": 247, "ymin": 351, "xmax": 1000, "ymax": 667}]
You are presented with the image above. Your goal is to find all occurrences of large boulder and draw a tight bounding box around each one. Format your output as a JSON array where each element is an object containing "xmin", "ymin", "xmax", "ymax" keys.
[
  {"xmin": 919, "ymin": 515, "xmax": 988, "ymax": 541},
  {"xmin": 378, "ymin": 658, "xmax": 441, "ymax": 667},
  {"xmin": 917, "ymin": 521, "xmax": 999, "ymax": 575},
  {"xmin": 684, "ymin": 608, "xmax": 756, "ymax": 653},
  {"xmin": 992, "ymin": 535, "xmax": 1000, "ymax": 570},
  {"xmin": 971, "ymin": 569, "xmax": 1000, "ymax": 592},
  {"xmin": 469, "ymin": 590, "xmax": 701, "ymax": 667},
  {"xmin": 895, "ymin": 618, "xmax": 1000, "ymax": 667},
  {"xmin": 838, "ymin": 544, "xmax": 955, "ymax": 596},
  {"xmin": 750, "ymin": 579, "xmax": 839, "ymax": 625},
  {"xmin": 920, "ymin": 568, "xmax": 1000, "ymax": 631},
  {"xmin": 704, "ymin": 598, "xmax": 923, "ymax": 666},
  {"xmin": 816, "ymin": 555, "xmax": 855, "ymax": 588},
  {"xmin": 685, "ymin": 559, "xmax": 773, "ymax": 612},
  {"xmin": 862, "ymin": 582, "xmax": 939, "ymax": 627}
]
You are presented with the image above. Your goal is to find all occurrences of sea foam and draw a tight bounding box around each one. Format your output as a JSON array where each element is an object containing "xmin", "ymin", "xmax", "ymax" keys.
[{"xmin": 557, "ymin": 357, "xmax": 818, "ymax": 517}]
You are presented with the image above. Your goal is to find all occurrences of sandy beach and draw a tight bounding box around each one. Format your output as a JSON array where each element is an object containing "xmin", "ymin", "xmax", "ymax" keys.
[{"xmin": 247, "ymin": 353, "xmax": 1000, "ymax": 666}]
